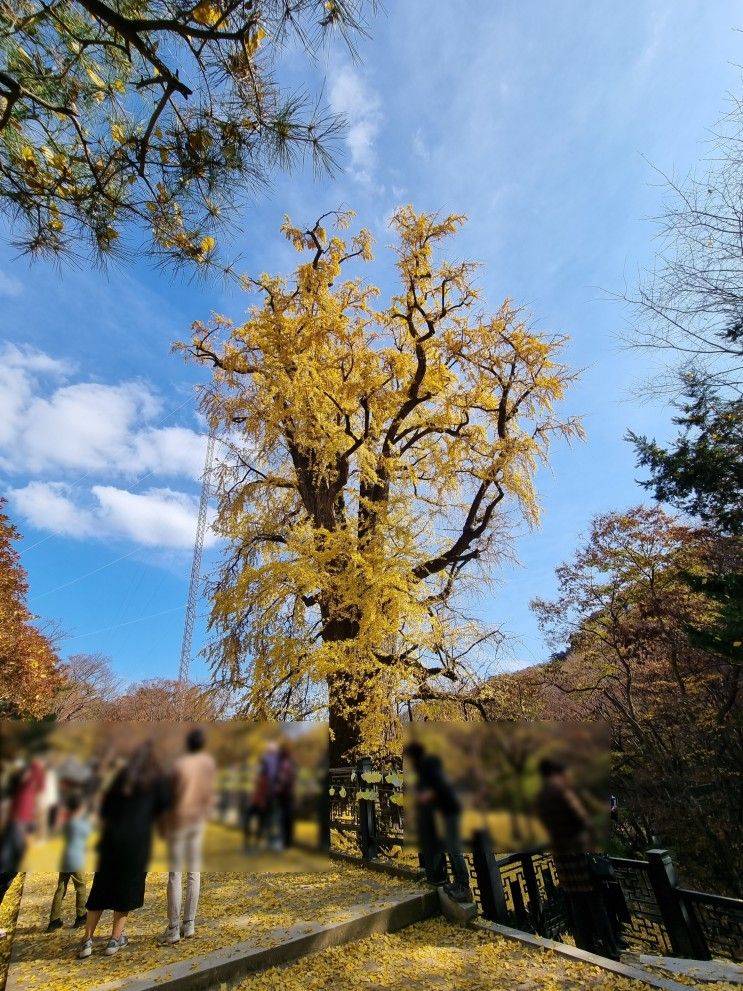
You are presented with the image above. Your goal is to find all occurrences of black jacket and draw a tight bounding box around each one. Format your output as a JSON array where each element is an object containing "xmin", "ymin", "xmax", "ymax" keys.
[
  {"xmin": 96, "ymin": 770, "xmax": 171, "ymax": 875},
  {"xmin": 415, "ymin": 755, "xmax": 461, "ymax": 815}
]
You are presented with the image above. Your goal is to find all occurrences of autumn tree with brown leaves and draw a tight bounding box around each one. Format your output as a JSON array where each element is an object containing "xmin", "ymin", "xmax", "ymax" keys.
[
  {"xmin": 532, "ymin": 505, "xmax": 743, "ymax": 894},
  {"xmin": 51, "ymin": 651, "xmax": 122, "ymax": 720},
  {"xmin": 0, "ymin": 497, "xmax": 63, "ymax": 717},
  {"xmin": 104, "ymin": 676, "xmax": 228, "ymax": 720}
]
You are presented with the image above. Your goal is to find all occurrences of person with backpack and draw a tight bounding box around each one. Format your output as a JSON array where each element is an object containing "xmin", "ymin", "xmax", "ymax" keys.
[{"xmin": 535, "ymin": 758, "xmax": 621, "ymax": 959}]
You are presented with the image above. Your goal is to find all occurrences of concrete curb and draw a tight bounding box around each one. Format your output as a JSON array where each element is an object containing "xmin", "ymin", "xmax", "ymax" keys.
[
  {"xmin": 45, "ymin": 889, "xmax": 439, "ymax": 991},
  {"xmin": 328, "ymin": 850, "xmax": 425, "ymax": 882},
  {"xmin": 472, "ymin": 919, "xmax": 699, "ymax": 991}
]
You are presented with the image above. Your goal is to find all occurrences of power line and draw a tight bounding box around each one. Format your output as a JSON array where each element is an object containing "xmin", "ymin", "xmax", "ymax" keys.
[
  {"xmin": 60, "ymin": 604, "xmax": 187, "ymax": 642},
  {"xmin": 29, "ymin": 547, "xmax": 140, "ymax": 603}
]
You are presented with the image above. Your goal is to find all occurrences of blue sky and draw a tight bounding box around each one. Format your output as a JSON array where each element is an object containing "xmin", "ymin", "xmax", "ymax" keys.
[{"xmin": 1, "ymin": 0, "xmax": 740, "ymax": 686}]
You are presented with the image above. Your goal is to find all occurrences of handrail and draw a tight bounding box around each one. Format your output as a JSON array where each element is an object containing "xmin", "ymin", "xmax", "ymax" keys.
[{"xmin": 678, "ymin": 887, "xmax": 743, "ymax": 909}]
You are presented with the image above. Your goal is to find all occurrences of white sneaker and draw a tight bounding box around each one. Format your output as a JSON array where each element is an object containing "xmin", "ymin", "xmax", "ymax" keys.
[
  {"xmin": 157, "ymin": 926, "xmax": 180, "ymax": 945},
  {"xmin": 182, "ymin": 920, "xmax": 195, "ymax": 939},
  {"xmin": 77, "ymin": 937, "xmax": 93, "ymax": 959},
  {"xmin": 104, "ymin": 934, "xmax": 129, "ymax": 956}
]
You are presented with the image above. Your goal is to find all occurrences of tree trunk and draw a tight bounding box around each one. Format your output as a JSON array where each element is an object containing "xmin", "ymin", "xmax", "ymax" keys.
[
  {"xmin": 323, "ymin": 615, "xmax": 364, "ymax": 766},
  {"xmin": 327, "ymin": 670, "xmax": 371, "ymax": 765}
]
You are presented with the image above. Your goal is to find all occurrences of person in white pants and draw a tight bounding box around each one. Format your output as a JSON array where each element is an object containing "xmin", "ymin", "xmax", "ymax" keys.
[{"xmin": 158, "ymin": 729, "xmax": 216, "ymax": 945}]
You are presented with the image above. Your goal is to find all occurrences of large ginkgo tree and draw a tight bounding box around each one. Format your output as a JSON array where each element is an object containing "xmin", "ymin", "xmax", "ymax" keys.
[{"xmin": 179, "ymin": 207, "xmax": 582, "ymax": 760}]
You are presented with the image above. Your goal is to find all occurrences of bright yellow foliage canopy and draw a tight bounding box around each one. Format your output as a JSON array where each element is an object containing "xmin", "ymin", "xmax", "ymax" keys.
[{"xmin": 179, "ymin": 207, "xmax": 583, "ymax": 758}]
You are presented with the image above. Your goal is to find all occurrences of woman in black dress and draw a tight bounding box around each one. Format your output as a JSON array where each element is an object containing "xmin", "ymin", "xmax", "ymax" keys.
[{"xmin": 78, "ymin": 741, "xmax": 170, "ymax": 959}]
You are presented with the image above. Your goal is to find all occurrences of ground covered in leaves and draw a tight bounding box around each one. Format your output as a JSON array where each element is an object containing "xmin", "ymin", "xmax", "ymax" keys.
[
  {"xmin": 4, "ymin": 865, "xmax": 741, "ymax": 991},
  {"xmin": 0, "ymin": 874, "xmax": 23, "ymax": 991},
  {"xmin": 5, "ymin": 865, "xmax": 424, "ymax": 991},
  {"xmin": 21, "ymin": 820, "xmax": 320, "ymax": 873},
  {"xmin": 234, "ymin": 917, "xmax": 741, "ymax": 991}
]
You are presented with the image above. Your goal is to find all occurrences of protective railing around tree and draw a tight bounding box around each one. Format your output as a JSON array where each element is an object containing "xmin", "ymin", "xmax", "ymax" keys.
[{"xmin": 327, "ymin": 760, "xmax": 743, "ymax": 963}]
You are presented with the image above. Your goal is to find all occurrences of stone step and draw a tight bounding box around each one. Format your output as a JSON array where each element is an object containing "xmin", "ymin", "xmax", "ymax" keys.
[{"xmin": 43, "ymin": 889, "xmax": 440, "ymax": 991}]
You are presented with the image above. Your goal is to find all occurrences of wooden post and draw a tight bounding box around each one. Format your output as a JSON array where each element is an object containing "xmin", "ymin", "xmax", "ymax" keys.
[
  {"xmin": 471, "ymin": 829, "xmax": 508, "ymax": 922},
  {"xmin": 319, "ymin": 767, "xmax": 330, "ymax": 851},
  {"xmin": 358, "ymin": 757, "xmax": 378, "ymax": 860},
  {"xmin": 646, "ymin": 849, "xmax": 711, "ymax": 960},
  {"xmin": 520, "ymin": 852, "xmax": 543, "ymax": 932}
]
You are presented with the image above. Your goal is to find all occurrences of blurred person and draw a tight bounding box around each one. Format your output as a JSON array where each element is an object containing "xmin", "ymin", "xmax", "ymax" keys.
[
  {"xmin": 77, "ymin": 741, "xmax": 170, "ymax": 960},
  {"xmin": 535, "ymin": 758, "xmax": 621, "ymax": 960},
  {"xmin": 403, "ymin": 742, "xmax": 473, "ymax": 903},
  {"xmin": 276, "ymin": 742, "xmax": 296, "ymax": 850},
  {"xmin": 157, "ymin": 727, "xmax": 216, "ymax": 945},
  {"xmin": 609, "ymin": 794, "xmax": 619, "ymax": 823},
  {"xmin": 47, "ymin": 794, "xmax": 91, "ymax": 932},
  {"xmin": 11, "ymin": 757, "xmax": 46, "ymax": 837},
  {"xmin": 236, "ymin": 762, "xmax": 252, "ymax": 851},
  {"xmin": 257, "ymin": 741, "xmax": 282, "ymax": 851},
  {"xmin": 83, "ymin": 760, "xmax": 103, "ymax": 815},
  {"xmin": 0, "ymin": 767, "xmax": 31, "ymax": 939},
  {"xmin": 38, "ymin": 761, "xmax": 60, "ymax": 840},
  {"xmin": 216, "ymin": 770, "xmax": 231, "ymax": 824},
  {"xmin": 239, "ymin": 769, "xmax": 265, "ymax": 852}
]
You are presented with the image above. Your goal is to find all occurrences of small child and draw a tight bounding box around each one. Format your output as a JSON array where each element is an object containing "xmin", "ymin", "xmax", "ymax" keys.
[{"xmin": 47, "ymin": 794, "xmax": 90, "ymax": 932}]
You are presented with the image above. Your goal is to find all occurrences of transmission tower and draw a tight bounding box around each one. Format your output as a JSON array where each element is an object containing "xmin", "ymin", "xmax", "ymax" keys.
[{"xmin": 178, "ymin": 428, "xmax": 216, "ymax": 685}]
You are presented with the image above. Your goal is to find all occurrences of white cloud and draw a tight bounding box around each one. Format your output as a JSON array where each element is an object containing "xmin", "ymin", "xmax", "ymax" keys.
[
  {"xmin": 329, "ymin": 65, "xmax": 382, "ymax": 183},
  {"xmin": 0, "ymin": 342, "xmax": 205, "ymax": 480},
  {"xmin": 131, "ymin": 426, "xmax": 210, "ymax": 480},
  {"xmin": 9, "ymin": 482, "xmax": 218, "ymax": 549},
  {"xmin": 0, "ymin": 344, "xmax": 74, "ymax": 451},
  {"xmin": 1, "ymin": 342, "xmax": 217, "ymax": 550},
  {"xmin": 92, "ymin": 486, "xmax": 218, "ymax": 548},
  {"xmin": 10, "ymin": 481, "xmax": 97, "ymax": 539},
  {"xmin": 0, "ymin": 271, "xmax": 23, "ymax": 298}
]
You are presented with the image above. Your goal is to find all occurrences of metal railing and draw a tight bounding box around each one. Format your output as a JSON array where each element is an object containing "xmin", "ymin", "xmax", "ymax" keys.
[{"xmin": 328, "ymin": 760, "xmax": 743, "ymax": 962}]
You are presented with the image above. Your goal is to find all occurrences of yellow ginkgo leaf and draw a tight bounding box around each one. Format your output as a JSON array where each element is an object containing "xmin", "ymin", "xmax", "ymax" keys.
[
  {"xmin": 111, "ymin": 123, "xmax": 126, "ymax": 144},
  {"xmin": 192, "ymin": 0, "xmax": 221, "ymax": 25},
  {"xmin": 200, "ymin": 235, "xmax": 216, "ymax": 254},
  {"xmin": 85, "ymin": 65, "xmax": 106, "ymax": 88},
  {"xmin": 245, "ymin": 26, "xmax": 266, "ymax": 56}
]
